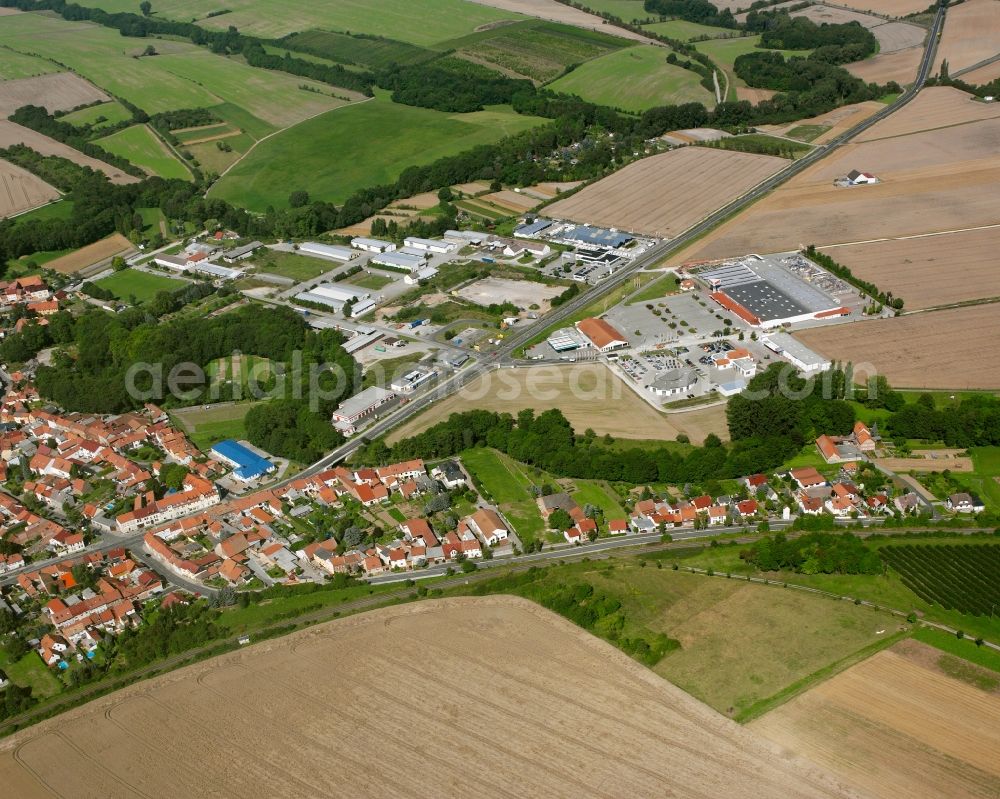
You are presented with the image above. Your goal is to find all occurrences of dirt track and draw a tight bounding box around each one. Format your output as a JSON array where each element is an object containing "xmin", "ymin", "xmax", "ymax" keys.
[
  {"xmin": 751, "ymin": 641, "xmax": 1000, "ymax": 799},
  {"xmin": 0, "ymin": 597, "xmax": 864, "ymax": 799}
]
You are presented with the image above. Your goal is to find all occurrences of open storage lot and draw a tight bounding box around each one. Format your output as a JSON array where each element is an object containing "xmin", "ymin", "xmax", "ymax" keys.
[
  {"xmin": 751, "ymin": 641, "xmax": 1000, "ymax": 799},
  {"xmin": 546, "ymin": 147, "xmax": 787, "ymax": 238},
  {"xmin": 820, "ymin": 225, "xmax": 1000, "ymax": 310},
  {"xmin": 0, "ymin": 597, "xmax": 857, "ymax": 799},
  {"xmin": 454, "ymin": 277, "xmax": 563, "ymax": 309},
  {"xmin": 794, "ymin": 303, "xmax": 1000, "ymax": 390}
]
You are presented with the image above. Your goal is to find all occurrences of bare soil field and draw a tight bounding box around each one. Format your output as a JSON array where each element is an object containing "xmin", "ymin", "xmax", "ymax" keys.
[
  {"xmin": 547, "ymin": 147, "xmax": 786, "ymax": 237},
  {"xmin": 387, "ymin": 362, "xmax": 731, "ymax": 444},
  {"xmin": 958, "ymin": 58, "xmax": 1000, "ymax": 83},
  {"xmin": 0, "ymin": 158, "xmax": 58, "ymax": 217},
  {"xmin": 833, "ymin": 0, "xmax": 930, "ymax": 15},
  {"xmin": 0, "ymin": 597, "xmax": 861, "ymax": 799},
  {"xmin": 847, "ymin": 46, "xmax": 922, "ymax": 84},
  {"xmin": 0, "ymin": 120, "xmax": 138, "ymax": 184},
  {"xmin": 0, "ymin": 72, "xmax": 108, "ymax": 117},
  {"xmin": 854, "ymin": 86, "xmax": 1000, "ymax": 141},
  {"xmin": 794, "ymin": 304, "xmax": 1000, "ymax": 389},
  {"xmin": 820, "ymin": 225, "xmax": 1000, "ymax": 309},
  {"xmin": 44, "ymin": 233, "xmax": 133, "ymax": 274},
  {"xmin": 465, "ymin": 0, "xmax": 657, "ymax": 43},
  {"xmin": 389, "ymin": 191, "xmax": 441, "ymax": 210},
  {"xmin": 934, "ymin": 0, "xmax": 1000, "ymax": 74},
  {"xmin": 454, "ymin": 276, "xmax": 563, "ymax": 308},
  {"xmin": 870, "ymin": 20, "xmax": 927, "ymax": 52},
  {"xmin": 751, "ymin": 641, "xmax": 1000, "ymax": 799},
  {"xmin": 671, "ymin": 108, "xmax": 1000, "ymax": 261}
]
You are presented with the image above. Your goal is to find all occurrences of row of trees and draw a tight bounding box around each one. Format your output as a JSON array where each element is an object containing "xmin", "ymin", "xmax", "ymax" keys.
[
  {"xmin": 805, "ymin": 246, "xmax": 905, "ymax": 310},
  {"xmin": 740, "ymin": 532, "xmax": 884, "ymax": 574}
]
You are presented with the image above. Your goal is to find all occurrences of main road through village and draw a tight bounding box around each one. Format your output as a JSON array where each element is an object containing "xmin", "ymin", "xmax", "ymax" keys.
[{"xmin": 0, "ymin": 8, "xmax": 946, "ymax": 591}]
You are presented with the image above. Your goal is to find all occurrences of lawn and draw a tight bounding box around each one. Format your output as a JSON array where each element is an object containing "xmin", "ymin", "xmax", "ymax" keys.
[
  {"xmin": 210, "ymin": 95, "xmax": 546, "ymax": 210},
  {"xmin": 0, "ymin": 649, "xmax": 63, "ymax": 698},
  {"xmin": 625, "ymin": 271, "xmax": 681, "ymax": 304},
  {"xmin": 571, "ymin": 480, "xmax": 627, "ymax": 518},
  {"xmin": 252, "ymin": 249, "xmax": 339, "ymax": 282},
  {"xmin": 348, "ymin": 272, "xmax": 395, "ymax": 291},
  {"xmin": 461, "ymin": 448, "xmax": 547, "ymax": 544},
  {"xmin": 87, "ymin": 0, "xmax": 522, "ymax": 44},
  {"xmin": 94, "ymin": 268, "xmax": 187, "ymax": 303},
  {"xmin": 953, "ymin": 446, "xmax": 1000, "ymax": 508},
  {"xmin": 61, "ymin": 100, "xmax": 133, "ymax": 129},
  {"xmin": 0, "ymin": 45, "xmax": 59, "ymax": 80},
  {"xmin": 643, "ymin": 20, "xmax": 737, "ymax": 41},
  {"xmin": 96, "ymin": 124, "xmax": 193, "ymax": 180},
  {"xmin": 548, "ymin": 45, "xmax": 714, "ymax": 111}
]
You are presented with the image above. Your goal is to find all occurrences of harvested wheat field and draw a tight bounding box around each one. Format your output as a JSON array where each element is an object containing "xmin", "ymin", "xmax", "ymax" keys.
[
  {"xmin": 44, "ymin": 233, "xmax": 133, "ymax": 274},
  {"xmin": 0, "ymin": 597, "xmax": 862, "ymax": 799},
  {"xmin": 481, "ymin": 188, "xmax": 538, "ymax": 212},
  {"xmin": 0, "ymin": 71, "xmax": 108, "ymax": 117},
  {"xmin": 854, "ymin": 86, "xmax": 1000, "ymax": 141},
  {"xmin": 761, "ymin": 100, "xmax": 884, "ymax": 143},
  {"xmin": 547, "ymin": 147, "xmax": 786, "ymax": 237},
  {"xmin": 671, "ymin": 104, "xmax": 1000, "ymax": 261},
  {"xmin": 794, "ymin": 304, "xmax": 1000, "ymax": 389},
  {"xmin": 751, "ymin": 640, "xmax": 1000, "ymax": 799},
  {"xmin": 820, "ymin": 225, "xmax": 1000, "ymax": 310},
  {"xmin": 834, "ymin": 0, "xmax": 930, "ymax": 15},
  {"xmin": 958, "ymin": 58, "xmax": 1000, "ymax": 84},
  {"xmin": 0, "ymin": 158, "xmax": 58, "ymax": 217},
  {"xmin": 847, "ymin": 46, "xmax": 922, "ymax": 84},
  {"xmin": 388, "ymin": 362, "xmax": 730, "ymax": 444},
  {"xmin": 736, "ymin": 86, "xmax": 777, "ymax": 103},
  {"xmin": 935, "ymin": 0, "xmax": 1000, "ymax": 74},
  {"xmin": 0, "ymin": 120, "xmax": 138, "ymax": 184},
  {"xmin": 874, "ymin": 454, "xmax": 973, "ymax": 472},
  {"xmin": 870, "ymin": 21, "xmax": 927, "ymax": 52},
  {"xmin": 792, "ymin": 5, "xmax": 883, "ymax": 27},
  {"xmin": 465, "ymin": 0, "xmax": 654, "ymax": 43}
]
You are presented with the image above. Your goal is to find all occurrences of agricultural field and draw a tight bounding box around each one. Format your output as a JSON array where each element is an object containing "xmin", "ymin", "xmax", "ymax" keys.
[
  {"xmin": 95, "ymin": 125, "xmax": 192, "ymax": 180},
  {"xmin": 854, "ymin": 85, "xmax": 1000, "ymax": 141},
  {"xmin": 210, "ymin": 97, "xmax": 546, "ymax": 210},
  {"xmin": 880, "ymin": 544, "xmax": 1000, "ymax": 617},
  {"xmin": 958, "ymin": 58, "xmax": 1000, "ymax": 84},
  {"xmin": 577, "ymin": 0, "xmax": 647, "ymax": 20},
  {"xmin": 642, "ymin": 19, "xmax": 736, "ymax": 41},
  {"xmin": 790, "ymin": 5, "xmax": 884, "ymax": 27},
  {"xmin": 0, "ymin": 120, "xmax": 139, "ymax": 185},
  {"xmin": 548, "ymin": 45, "xmax": 714, "ymax": 111},
  {"xmin": 933, "ymin": 0, "xmax": 1000, "ymax": 74},
  {"xmin": 278, "ymin": 29, "xmax": 437, "ymax": 69},
  {"xmin": 834, "ymin": 0, "xmax": 930, "ymax": 14},
  {"xmin": 846, "ymin": 44, "xmax": 922, "ymax": 84},
  {"xmin": 672, "ymin": 89, "xmax": 1000, "ymax": 262},
  {"xmin": 0, "ymin": 158, "xmax": 59, "ymax": 218},
  {"xmin": 0, "ymin": 598, "xmax": 857, "ymax": 798},
  {"xmin": 759, "ymin": 99, "xmax": 884, "ymax": 144},
  {"xmin": 0, "ymin": 46, "xmax": 58, "ymax": 81},
  {"xmin": 751, "ymin": 642, "xmax": 1000, "ymax": 799},
  {"xmin": 0, "ymin": 71, "xmax": 108, "ymax": 117},
  {"xmin": 794, "ymin": 304, "xmax": 1000, "ymax": 390},
  {"xmin": 693, "ymin": 35, "xmax": 802, "ymax": 101},
  {"xmin": 461, "ymin": 0, "xmax": 654, "ymax": 43},
  {"xmin": 44, "ymin": 233, "xmax": 133, "ymax": 275},
  {"xmin": 386, "ymin": 362, "xmax": 730, "ymax": 444},
  {"xmin": 820, "ymin": 225, "xmax": 1000, "ymax": 310},
  {"xmin": 867, "ymin": 21, "xmax": 926, "ymax": 53},
  {"xmin": 60, "ymin": 100, "xmax": 133, "ymax": 130},
  {"xmin": 442, "ymin": 20, "xmax": 631, "ymax": 83},
  {"xmin": 547, "ymin": 146, "xmax": 786, "ymax": 237},
  {"xmin": 0, "ymin": 13, "xmax": 357, "ymax": 128},
  {"xmin": 93, "ymin": 268, "xmax": 187, "ymax": 303}
]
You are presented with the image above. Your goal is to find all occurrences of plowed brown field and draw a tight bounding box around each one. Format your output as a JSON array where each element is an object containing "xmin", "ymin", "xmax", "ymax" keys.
[
  {"xmin": 794, "ymin": 303, "xmax": 1000, "ymax": 389},
  {"xmin": 0, "ymin": 598, "xmax": 862, "ymax": 799},
  {"xmin": 751, "ymin": 641, "xmax": 1000, "ymax": 799},
  {"xmin": 820, "ymin": 225, "xmax": 1000, "ymax": 309},
  {"xmin": 547, "ymin": 147, "xmax": 786, "ymax": 237},
  {"xmin": 934, "ymin": 0, "xmax": 1000, "ymax": 74},
  {"xmin": 0, "ymin": 158, "xmax": 58, "ymax": 217}
]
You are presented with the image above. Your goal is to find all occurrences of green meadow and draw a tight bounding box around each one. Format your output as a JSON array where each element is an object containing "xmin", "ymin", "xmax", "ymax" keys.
[
  {"xmin": 96, "ymin": 125, "xmax": 193, "ymax": 180},
  {"xmin": 0, "ymin": 45, "xmax": 59, "ymax": 80},
  {"xmin": 61, "ymin": 100, "xmax": 134, "ymax": 130},
  {"xmin": 94, "ymin": 269, "xmax": 187, "ymax": 303}
]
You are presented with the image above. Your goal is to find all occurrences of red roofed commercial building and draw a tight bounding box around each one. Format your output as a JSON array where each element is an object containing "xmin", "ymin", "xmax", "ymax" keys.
[
  {"xmin": 574, "ymin": 317, "xmax": 628, "ymax": 352},
  {"xmin": 709, "ymin": 292, "xmax": 760, "ymax": 326}
]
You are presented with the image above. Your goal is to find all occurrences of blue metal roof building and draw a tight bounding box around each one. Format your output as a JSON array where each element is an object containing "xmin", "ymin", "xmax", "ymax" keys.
[
  {"xmin": 210, "ymin": 439, "xmax": 276, "ymax": 482},
  {"xmin": 562, "ymin": 225, "xmax": 633, "ymax": 248}
]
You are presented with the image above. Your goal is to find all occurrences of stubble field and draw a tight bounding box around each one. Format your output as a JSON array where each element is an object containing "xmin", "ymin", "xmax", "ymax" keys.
[
  {"xmin": 933, "ymin": 0, "xmax": 1000, "ymax": 74},
  {"xmin": 386, "ymin": 362, "xmax": 731, "ymax": 444},
  {"xmin": 0, "ymin": 71, "xmax": 108, "ymax": 117},
  {"xmin": 0, "ymin": 121, "xmax": 138, "ymax": 185},
  {"xmin": 0, "ymin": 159, "xmax": 59, "ymax": 217},
  {"xmin": 833, "ymin": 0, "xmax": 930, "ymax": 15},
  {"xmin": 846, "ymin": 46, "xmax": 922, "ymax": 84},
  {"xmin": 794, "ymin": 303, "xmax": 1000, "ymax": 389},
  {"xmin": 820, "ymin": 225, "xmax": 1000, "ymax": 310},
  {"xmin": 751, "ymin": 640, "xmax": 1000, "ymax": 799},
  {"xmin": 546, "ymin": 147, "xmax": 787, "ymax": 237},
  {"xmin": 0, "ymin": 598, "xmax": 861, "ymax": 799},
  {"xmin": 43, "ymin": 233, "xmax": 133, "ymax": 275},
  {"xmin": 760, "ymin": 100, "xmax": 884, "ymax": 143}
]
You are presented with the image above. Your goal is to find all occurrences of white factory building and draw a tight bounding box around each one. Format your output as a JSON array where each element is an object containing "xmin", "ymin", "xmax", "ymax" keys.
[
  {"xmin": 403, "ymin": 237, "xmax": 456, "ymax": 254},
  {"xmin": 372, "ymin": 251, "xmax": 426, "ymax": 272},
  {"xmin": 331, "ymin": 386, "xmax": 396, "ymax": 434},
  {"xmin": 351, "ymin": 237, "xmax": 396, "ymax": 253},
  {"xmin": 762, "ymin": 333, "xmax": 831, "ymax": 374},
  {"xmin": 295, "ymin": 284, "xmax": 375, "ymax": 317},
  {"xmin": 298, "ymin": 242, "xmax": 355, "ymax": 262}
]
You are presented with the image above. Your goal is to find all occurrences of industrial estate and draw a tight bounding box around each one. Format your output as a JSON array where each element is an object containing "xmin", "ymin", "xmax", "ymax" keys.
[{"xmin": 0, "ymin": 0, "xmax": 998, "ymax": 796}]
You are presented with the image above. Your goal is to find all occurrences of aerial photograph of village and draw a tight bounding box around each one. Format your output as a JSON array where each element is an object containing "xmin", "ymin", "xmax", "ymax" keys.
[{"xmin": 0, "ymin": 0, "xmax": 997, "ymax": 795}]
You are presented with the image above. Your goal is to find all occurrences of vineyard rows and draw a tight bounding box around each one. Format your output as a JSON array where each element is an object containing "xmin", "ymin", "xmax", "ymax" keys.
[{"xmin": 880, "ymin": 544, "xmax": 1000, "ymax": 616}]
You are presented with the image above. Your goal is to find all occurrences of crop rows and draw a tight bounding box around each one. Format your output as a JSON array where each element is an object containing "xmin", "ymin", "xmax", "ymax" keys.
[{"xmin": 880, "ymin": 544, "xmax": 1000, "ymax": 616}]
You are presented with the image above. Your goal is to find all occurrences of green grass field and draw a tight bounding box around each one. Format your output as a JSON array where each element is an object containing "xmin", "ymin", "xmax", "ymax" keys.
[
  {"xmin": 461, "ymin": 448, "xmax": 547, "ymax": 544},
  {"xmin": 953, "ymin": 446, "xmax": 1000, "ymax": 508},
  {"xmin": 96, "ymin": 124, "xmax": 193, "ymax": 180},
  {"xmin": 571, "ymin": 481, "xmax": 627, "ymax": 519},
  {"xmin": 252, "ymin": 250, "xmax": 338, "ymax": 282},
  {"xmin": 548, "ymin": 45, "xmax": 713, "ymax": 111},
  {"xmin": 87, "ymin": 0, "xmax": 521, "ymax": 44},
  {"xmin": 279, "ymin": 29, "xmax": 437, "ymax": 69},
  {"xmin": 786, "ymin": 123, "xmax": 830, "ymax": 142},
  {"xmin": 0, "ymin": 45, "xmax": 59, "ymax": 80},
  {"xmin": 0, "ymin": 649, "xmax": 63, "ymax": 698},
  {"xmin": 210, "ymin": 95, "xmax": 545, "ymax": 210},
  {"xmin": 9, "ymin": 200, "xmax": 74, "ymax": 226},
  {"xmin": 643, "ymin": 20, "xmax": 737, "ymax": 41},
  {"xmin": 94, "ymin": 269, "xmax": 187, "ymax": 303},
  {"xmin": 171, "ymin": 402, "xmax": 259, "ymax": 451},
  {"xmin": 625, "ymin": 272, "xmax": 681, "ymax": 304},
  {"xmin": 60, "ymin": 100, "xmax": 133, "ymax": 129},
  {"xmin": 348, "ymin": 272, "xmax": 395, "ymax": 291},
  {"xmin": 695, "ymin": 35, "xmax": 804, "ymax": 95},
  {"xmin": 173, "ymin": 123, "xmax": 240, "ymax": 145}
]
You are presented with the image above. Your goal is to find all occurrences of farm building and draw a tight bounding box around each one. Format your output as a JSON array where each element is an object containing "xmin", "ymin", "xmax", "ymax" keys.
[
  {"xmin": 221, "ymin": 241, "xmax": 263, "ymax": 262},
  {"xmin": 210, "ymin": 439, "xmax": 276, "ymax": 482},
  {"xmin": 575, "ymin": 317, "xmax": 628, "ymax": 352},
  {"xmin": 403, "ymin": 237, "xmax": 455, "ymax": 254},
  {"xmin": 646, "ymin": 367, "xmax": 698, "ymax": 397},
  {"xmin": 351, "ymin": 237, "xmax": 396, "ymax": 253},
  {"xmin": 371, "ymin": 252, "xmax": 426, "ymax": 272},
  {"xmin": 331, "ymin": 387, "xmax": 396, "ymax": 434},
  {"xmin": 762, "ymin": 333, "xmax": 831, "ymax": 374},
  {"xmin": 299, "ymin": 242, "xmax": 354, "ymax": 262},
  {"xmin": 846, "ymin": 170, "xmax": 878, "ymax": 185}
]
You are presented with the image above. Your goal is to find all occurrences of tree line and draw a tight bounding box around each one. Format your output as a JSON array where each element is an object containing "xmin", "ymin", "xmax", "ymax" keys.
[{"xmin": 740, "ymin": 531, "xmax": 884, "ymax": 574}]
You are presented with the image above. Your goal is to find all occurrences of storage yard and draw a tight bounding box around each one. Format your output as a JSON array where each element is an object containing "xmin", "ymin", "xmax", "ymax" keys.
[
  {"xmin": 546, "ymin": 147, "xmax": 787, "ymax": 238},
  {"xmin": 794, "ymin": 304, "xmax": 1000, "ymax": 389},
  {"xmin": 820, "ymin": 225, "xmax": 1000, "ymax": 310},
  {"xmin": 454, "ymin": 277, "xmax": 564, "ymax": 309},
  {"xmin": 751, "ymin": 640, "xmax": 1000, "ymax": 799},
  {"xmin": 0, "ymin": 598, "xmax": 859, "ymax": 799}
]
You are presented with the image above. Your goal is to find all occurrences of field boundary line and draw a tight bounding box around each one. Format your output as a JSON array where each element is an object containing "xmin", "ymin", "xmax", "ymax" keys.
[
  {"xmin": 855, "ymin": 110, "xmax": 1000, "ymax": 144},
  {"xmin": 817, "ymin": 222, "xmax": 1000, "ymax": 249}
]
